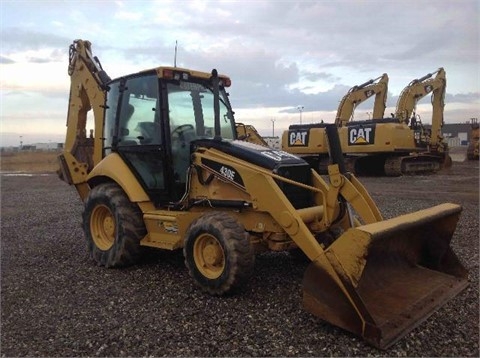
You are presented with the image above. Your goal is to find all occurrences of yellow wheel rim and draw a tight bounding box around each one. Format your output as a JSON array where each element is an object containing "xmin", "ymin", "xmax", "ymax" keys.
[
  {"xmin": 193, "ymin": 233, "xmax": 225, "ymax": 279},
  {"xmin": 90, "ymin": 204, "xmax": 115, "ymax": 251}
]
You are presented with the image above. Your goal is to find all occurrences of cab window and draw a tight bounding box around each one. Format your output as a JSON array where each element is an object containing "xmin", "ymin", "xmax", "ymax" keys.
[{"xmin": 118, "ymin": 75, "xmax": 162, "ymax": 146}]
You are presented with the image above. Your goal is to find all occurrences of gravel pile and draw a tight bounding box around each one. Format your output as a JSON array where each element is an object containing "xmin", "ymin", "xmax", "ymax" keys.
[{"xmin": 1, "ymin": 161, "xmax": 478, "ymax": 357}]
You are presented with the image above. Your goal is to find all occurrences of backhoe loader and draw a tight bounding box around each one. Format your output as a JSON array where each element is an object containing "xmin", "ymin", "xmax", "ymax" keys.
[{"xmin": 58, "ymin": 40, "xmax": 468, "ymax": 349}]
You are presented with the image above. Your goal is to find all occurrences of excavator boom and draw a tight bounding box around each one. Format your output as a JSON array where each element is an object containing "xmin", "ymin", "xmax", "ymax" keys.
[
  {"xmin": 395, "ymin": 68, "xmax": 445, "ymax": 127},
  {"xmin": 335, "ymin": 73, "xmax": 389, "ymax": 127},
  {"xmin": 236, "ymin": 123, "xmax": 269, "ymax": 146}
]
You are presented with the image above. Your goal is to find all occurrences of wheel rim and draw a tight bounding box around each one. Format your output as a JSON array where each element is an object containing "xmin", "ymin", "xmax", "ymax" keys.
[
  {"xmin": 193, "ymin": 233, "xmax": 225, "ymax": 279},
  {"xmin": 90, "ymin": 204, "xmax": 115, "ymax": 251}
]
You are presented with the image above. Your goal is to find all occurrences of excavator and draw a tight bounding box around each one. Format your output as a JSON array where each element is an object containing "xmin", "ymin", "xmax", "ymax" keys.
[
  {"xmin": 393, "ymin": 68, "xmax": 451, "ymax": 161},
  {"xmin": 282, "ymin": 73, "xmax": 389, "ymax": 173},
  {"xmin": 338, "ymin": 68, "xmax": 452, "ymax": 175},
  {"xmin": 58, "ymin": 40, "xmax": 468, "ymax": 349},
  {"xmin": 283, "ymin": 69, "xmax": 452, "ymax": 176},
  {"xmin": 236, "ymin": 122, "xmax": 269, "ymax": 146}
]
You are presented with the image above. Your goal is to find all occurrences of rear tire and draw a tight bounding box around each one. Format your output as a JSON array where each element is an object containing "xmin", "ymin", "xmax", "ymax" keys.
[
  {"xmin": 184, "ymin": 212, "xmax": 254, "ymax": 295},
  {"xmin": 83, "ymin": 182, "xmax": 146, "ymax": 267}
]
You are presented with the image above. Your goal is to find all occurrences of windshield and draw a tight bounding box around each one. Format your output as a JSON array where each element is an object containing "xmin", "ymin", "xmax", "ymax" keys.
[{"xmin": 167, "ymin": 81, "xmax": 236, "ymax": 140}]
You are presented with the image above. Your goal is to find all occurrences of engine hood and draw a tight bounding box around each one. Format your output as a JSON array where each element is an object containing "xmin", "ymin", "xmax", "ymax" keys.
[{"xmin": 192, "ymin": 138, "xmax": 308, "ymax": 171}]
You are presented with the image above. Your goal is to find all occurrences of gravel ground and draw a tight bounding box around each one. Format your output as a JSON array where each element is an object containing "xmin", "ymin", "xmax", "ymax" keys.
[{"xmin": 1, "ymin": 160, "xmax": 478, "ymax": 357}]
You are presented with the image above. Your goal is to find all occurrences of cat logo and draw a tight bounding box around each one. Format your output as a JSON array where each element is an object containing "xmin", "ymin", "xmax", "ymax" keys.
[
  {"xmin": 424, "ymin": 85, "xmax": 433, "ymax": 93},
  {"xmin": 161, "ymin": 221, "xmax": 178, "ymax": 234},
  {"xmin": 348, "ymin": 124, "xmax": 376, "ymax": 145},
  {"xmin": 288, "ymin": 130, "xmax": 309, "ymax": 146},
  {"xmin": 364, "ymin": 89, "xmax": 375, "ymax": 98}
]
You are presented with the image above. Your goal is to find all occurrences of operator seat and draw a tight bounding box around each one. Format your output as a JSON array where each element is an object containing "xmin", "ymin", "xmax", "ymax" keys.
[{"xmin": 172, "ymin": 126, "xmax": 196, "ymax": 183}]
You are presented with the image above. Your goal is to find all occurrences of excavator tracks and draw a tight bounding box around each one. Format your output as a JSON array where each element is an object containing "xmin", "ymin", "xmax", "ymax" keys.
[{"xmin": 384, "ymin": 155, "xmax": 441, "ymax": 176}]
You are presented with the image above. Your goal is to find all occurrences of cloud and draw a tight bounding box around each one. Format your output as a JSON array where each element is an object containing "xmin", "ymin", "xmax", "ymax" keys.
[
  {"xmin": 447, "ymin": 92, "xmax": 480, "ymax": 104},
  {"xmin": 0, "ymin": 0, "xmax": 478, "ymax": 142},
  {"xmin": 0, "ymin": 56, "xmax": 15, "ymax": 64},
  {"xmin": 114, "ymin": 11, "xmax": 143, "ymax": 21},
  {"xmin": 1, "ymin": 27, "xmax": 69, "ymax": 52}
]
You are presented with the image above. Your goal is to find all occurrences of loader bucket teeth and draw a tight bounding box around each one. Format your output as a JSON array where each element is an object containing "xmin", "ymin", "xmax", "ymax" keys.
[{"xmin": 302, "ymin": 203, "xmax": 468, "ymax": 349}]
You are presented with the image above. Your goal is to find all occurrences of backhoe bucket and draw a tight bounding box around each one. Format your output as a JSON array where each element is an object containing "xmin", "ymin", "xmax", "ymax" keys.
[{"xmin": 303, "ymin": 203, "xmax": 468, "ymax": 349}]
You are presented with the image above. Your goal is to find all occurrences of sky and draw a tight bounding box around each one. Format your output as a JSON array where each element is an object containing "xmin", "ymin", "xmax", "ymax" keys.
[{"xmin": 0, "ymin": 0, "xmax": 479, "ymax": 147}]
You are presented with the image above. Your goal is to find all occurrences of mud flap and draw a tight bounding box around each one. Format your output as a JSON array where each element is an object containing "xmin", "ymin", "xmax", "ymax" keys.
[{"xmin": 302, "ymin": 203, "xmax": 468, "ymax": 349}]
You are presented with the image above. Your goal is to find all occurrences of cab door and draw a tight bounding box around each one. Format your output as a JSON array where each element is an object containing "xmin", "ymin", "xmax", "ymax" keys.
[{"xmin": 104, "ymin": 73, "xmax": 170, "ymax": 205}]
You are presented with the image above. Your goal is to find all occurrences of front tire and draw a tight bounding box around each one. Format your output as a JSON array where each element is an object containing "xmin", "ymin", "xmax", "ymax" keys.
[
  {"xmin": 184, "ymin": 212, "xmax": 254, "ymax": 295},
  {"xmin": 83, "ymin": 182, "xmax": 146, "ymax": 267}
]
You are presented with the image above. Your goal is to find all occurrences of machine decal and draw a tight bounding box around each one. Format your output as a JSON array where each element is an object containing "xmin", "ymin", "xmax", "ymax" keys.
[
  {"xmin": 219, "ymin": 166, "xmax": 236, "ymax": 181},
  {"xmin": 364, "ymin": 89, "xmax": 375, "ymax": 98},
  {"xmin": 260, "ymin": 149, "xmax": 298, "ymax": 162},
  {"xmin": 348, "ymin": 124, "xmax": 376, "ymax": 145},
  {"xmin": 288, "ymin": 130, "xmax": 309, "ymax": 146},
  {"xmin": 201, "ymin": 158, "xmax": 245, "ymax": 188},
  {"xmin": 160, "ymin": 221, "xmax": 178, "ymax": 234}
]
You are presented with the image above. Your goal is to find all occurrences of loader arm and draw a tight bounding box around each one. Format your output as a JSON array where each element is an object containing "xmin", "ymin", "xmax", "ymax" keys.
[
  {"xmin": 191, "ymin": 143, "xmax": 383, "ymax": 259},
  {"xmin": 335, "ymin": 73, "xmax": 389, "ymax": 127}
]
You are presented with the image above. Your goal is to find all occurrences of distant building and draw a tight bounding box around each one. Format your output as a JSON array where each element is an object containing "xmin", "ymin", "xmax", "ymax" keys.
[
  {"xmin": 441, "ymin": 123, "xmax": 472, "ymax": 146},
  {"xmin": 31, "ymin": 142, "xmax": 62, "ymax": 151},
  {"xmin": 421, "ymin": 122, "xmax": 474, "ymax": 147}
]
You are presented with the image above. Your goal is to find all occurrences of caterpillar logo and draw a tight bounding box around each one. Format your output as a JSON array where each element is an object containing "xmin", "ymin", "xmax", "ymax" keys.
[
  {"xmin": 424, "ymin": 85, "xmax": 433, "ymax": 93},
  {"xmin": 364, "ymin": 89, "xmax": 375, "ymax": 98},
  {"xmin": 288, "ymin": 130, "xmax": 309, "ymax": 146},
  {"xmin": 161, "ymin": 221, "xmax": 178, "ymax": 234},
  {"xmin": 348, "ymin": 124, "xmax": 376, "ymax": 145}
]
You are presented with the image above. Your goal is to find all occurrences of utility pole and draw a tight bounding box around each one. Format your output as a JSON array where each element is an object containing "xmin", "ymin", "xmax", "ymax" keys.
[
  {"xmin": 297, "ymin": 105, "xmax": 304, "ymax": 124},
  {"xmin": 271, "ymin": 118, "xmax": 276, "ymax": 136}
]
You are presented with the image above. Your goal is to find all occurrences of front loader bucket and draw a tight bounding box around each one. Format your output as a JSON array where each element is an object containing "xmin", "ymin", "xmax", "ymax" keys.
[{"xmin": 302, "ymin": 203, "xmax": 468, "ymax": 349}]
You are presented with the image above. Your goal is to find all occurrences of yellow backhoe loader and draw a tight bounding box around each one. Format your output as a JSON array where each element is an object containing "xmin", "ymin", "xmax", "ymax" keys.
[{"xmin": 58, "ymin": 40, "xmax": 468, "ymax": 349}]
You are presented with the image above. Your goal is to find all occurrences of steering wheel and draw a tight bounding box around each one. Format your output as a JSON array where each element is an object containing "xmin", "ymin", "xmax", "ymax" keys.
[
  {"xmin": 171, "ymin": 124, "xmax": 195, "ymax": 138},
  {"xmin": 171, "ymin": 124, "xmax": 196, "ymax": 150}
]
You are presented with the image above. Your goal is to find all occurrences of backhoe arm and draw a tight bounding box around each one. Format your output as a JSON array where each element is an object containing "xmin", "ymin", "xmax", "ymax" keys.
[{"xmin": 59, "ymin": 40, "xmax": 111, "ymax": 196}]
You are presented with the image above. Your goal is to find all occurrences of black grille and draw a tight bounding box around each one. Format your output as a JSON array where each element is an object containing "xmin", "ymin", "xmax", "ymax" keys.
[{"xmin": 275, "ymin": 163, "xmax": 312, "ymax": 209}]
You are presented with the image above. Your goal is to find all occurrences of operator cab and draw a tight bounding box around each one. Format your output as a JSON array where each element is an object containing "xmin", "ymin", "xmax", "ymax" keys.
[{"xmin": 103, "ymin": 68, "xmax": 236, "ymax": 206}]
